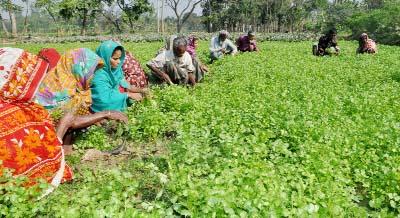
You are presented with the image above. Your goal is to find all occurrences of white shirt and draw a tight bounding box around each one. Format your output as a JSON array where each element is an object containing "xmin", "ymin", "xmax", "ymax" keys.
[
  {"xmin": 209, "ymin": 36, "xmax": 237, "ymax": 53},
  {"xmin": 147, "ymin": 50, "xmax": 195, "ymax": 73}
]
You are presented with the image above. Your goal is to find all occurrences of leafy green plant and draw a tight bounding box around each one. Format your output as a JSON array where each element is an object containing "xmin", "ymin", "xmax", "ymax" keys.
[{"xmin": 3, "ymin": 40, "xmax": 400, "ymax": 217}]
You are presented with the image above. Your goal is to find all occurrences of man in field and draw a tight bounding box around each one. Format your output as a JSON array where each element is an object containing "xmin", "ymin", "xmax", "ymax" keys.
[
  {"xmin": 146, "ymin": 36, "xmax": 197, "ymax": 86},
  {"xmin": 236, "ymin": 30, "xmax": 259, "ymax": 53},
  {"xmin": 313, "ymin": 28, "xmax": 340, "ymax": 56},
  {"xmin": 209, "ymin": 30, "xmax": 237, "ymax": 61}
]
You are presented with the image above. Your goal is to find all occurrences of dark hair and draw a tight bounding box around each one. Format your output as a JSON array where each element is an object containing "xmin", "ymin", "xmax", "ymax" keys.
[
  {"xmin": 248, "ymin": 30, "xmax": 255, "ymax": 36},
  {"xmin": 328, "ymin": 28, "xmax": 337, "ymax": 35},
  {"xmin": 113, "ymin": 46, "xmax": 123, "ymax": 55}
]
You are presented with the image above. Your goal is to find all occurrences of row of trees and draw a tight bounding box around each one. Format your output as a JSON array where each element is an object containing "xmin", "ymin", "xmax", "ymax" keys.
[{"xmin": 1, "ymin": 0, "xmax": 399, "ymax": 45}]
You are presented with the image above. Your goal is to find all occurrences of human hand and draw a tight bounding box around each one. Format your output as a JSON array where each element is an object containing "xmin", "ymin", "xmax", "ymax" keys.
[
  {"xmin": 220, "ymin": 48, "xmax": 226, "ymax": 53},
  {"xmin": 201, "ymin": 65, "xmax": 209, "ymax": 72},
  {"xmin": 106, "ymin": 111, "xmax": 128, "ymax": 124},
  {"xmin": 140, "ymin": 88, "xmax": 151, "ymax": 98},
  {"xmin": 162, "ymin": 73, "xmax": 173, "ymax": 85},
  {"xmin": 128, "ymin": 92, "xmax": 143, "ymax": 101}
]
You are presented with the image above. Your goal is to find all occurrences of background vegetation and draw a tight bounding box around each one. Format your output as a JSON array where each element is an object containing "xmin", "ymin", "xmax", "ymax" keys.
[
  {"xmin": 1, "ymin": 0, "xmax": 400, "ymax": 45},
  {"xmin": 1, "ymin": 40, "xmax": 400, "ymax": 217}
]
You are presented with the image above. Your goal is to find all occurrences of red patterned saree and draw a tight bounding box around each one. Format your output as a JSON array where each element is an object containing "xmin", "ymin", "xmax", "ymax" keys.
[{"xmin": 0, "ymin": 47, "xmax": 72, "ymax": 195}]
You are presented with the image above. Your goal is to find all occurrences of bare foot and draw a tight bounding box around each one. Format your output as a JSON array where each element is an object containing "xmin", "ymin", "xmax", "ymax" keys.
[{"xmin": 63, "ymin": 144, "xmax": 74, "ymax": 155}]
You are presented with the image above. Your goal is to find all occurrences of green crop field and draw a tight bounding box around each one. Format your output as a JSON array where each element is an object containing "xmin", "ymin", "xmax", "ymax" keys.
[{"xmin": 1, "ymin": 41, "xmax": 400, "ymax": 217}]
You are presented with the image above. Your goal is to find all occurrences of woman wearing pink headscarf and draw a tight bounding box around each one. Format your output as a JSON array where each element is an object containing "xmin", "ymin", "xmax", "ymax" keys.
[
  {"xmin": 187, "ymin": 36, "xmax": 209, "ymax": 83},
  {"xmin": 357, "ymin": 33, "xmax": 378, "ymax": 54}
]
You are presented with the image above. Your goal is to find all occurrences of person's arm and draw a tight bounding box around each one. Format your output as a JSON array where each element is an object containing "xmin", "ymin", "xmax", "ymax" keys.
[
  {"xmin": 188, "ymin": 72, "xmax": 196, "ymax": 87},
  {"xmin": 90, "ymin": 71, "xmax": 129, "ymax": 112},
  {"xmin": 226, "ymin": 40, "xmax": 238, "ymax": 55},
  {"xmin": 199, "ymin": 60, "xmax": 209, "ymax": 72},
  {"xmin": 209, "ymin": 37, "xmax": 221, "ymax": 53},
  {"xmin": 146, "ymin": 63, "xmax": 173, "ymax": 85},
  {"xmin": 317, "ymin": 36, "xmax": 325, "ymax": 54},
  {"xmin": 56, "ymin": 111, "xmax": 128, "ymax": 140},
  {"xmin": 235, "ymin": 37, "xmax": 241, "ymax": 48},
  {"xmin": 252, "ymin": 41, "xmax": 260, "ymax": 52},
  {"xmin": 121, "ymin": 78, "xmax": 150, "ymax": 95}
]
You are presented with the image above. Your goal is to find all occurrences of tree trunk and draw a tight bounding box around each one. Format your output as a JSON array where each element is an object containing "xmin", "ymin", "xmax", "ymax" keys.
[
  {"xmin": 9, "ymin": 11, "xmax": 17, "ymax": 37},
  {"xmin": 128, "ymin": 18, "xmax": 134, "ymax": 33},
  {"xmin": 161, "ymin": 0, "xmax": 165, "ymax": 32},
  {"xmin": 177, "ymin": 22, "xmax": 182, "ymax": 33},
  {"xmin": 22, "ymin": 0, "xmax": 29, "ymax": 34},
  {"xmin": 277, "ymin": 16, "xmax": 282, "ymax": 32},
  {"xmin": 0, "ymin": 14, "xmax": 10, "ymax": 36},
  {"xmin": 81, "ymin": 10, "xmax": 87, "ymax": 36},
  {"xmin": 177, "ymin": 17, "xmax": 181, "ymax": 33}
]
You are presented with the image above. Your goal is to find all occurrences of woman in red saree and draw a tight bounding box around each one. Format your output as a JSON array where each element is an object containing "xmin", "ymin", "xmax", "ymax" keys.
[{"xmin": 0, "ymin": 47, "xmax": 72, "ymax": 196}]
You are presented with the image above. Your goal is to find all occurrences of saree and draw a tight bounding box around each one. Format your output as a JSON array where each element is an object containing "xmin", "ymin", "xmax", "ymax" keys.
[
  {"xmin": 0, "ymin": 47, "xmax": 72, "ymax": 195},
  {"xmin": 122, "ymin": 51, "xmax": 148, "ymax": 89},
  {"xmin": 91, "ymin": 40, "xmax": 132, "ymax": 112},
  {"xmin": 35, "ymin": 48, "xmax": 104, "ymax": 115}
]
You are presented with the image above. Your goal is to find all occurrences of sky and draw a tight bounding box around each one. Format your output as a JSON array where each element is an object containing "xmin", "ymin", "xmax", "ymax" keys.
[
  {"xmin": 1, "ymin": 0, "xmax": 203, "ymax": 19},
  {"xmin": 150, "ymin": 0, "xmax": 203, "ymax": 18}
]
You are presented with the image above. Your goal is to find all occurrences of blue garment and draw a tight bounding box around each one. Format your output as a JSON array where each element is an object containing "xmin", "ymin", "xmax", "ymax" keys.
[{"xmin": 90, "ymin": 40, "xmax": 131, "ymax": 112}]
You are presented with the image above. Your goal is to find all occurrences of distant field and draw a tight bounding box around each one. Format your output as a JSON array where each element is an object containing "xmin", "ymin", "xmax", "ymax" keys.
[{"xmin": 2, "ymin": 41, "xmax": 400, "ymax": 217}]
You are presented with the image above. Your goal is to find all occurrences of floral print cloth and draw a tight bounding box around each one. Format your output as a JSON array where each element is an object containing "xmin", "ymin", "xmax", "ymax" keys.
[{"xmin": 0, "ymin": 47, "xmax": 72, "ymax": 195}]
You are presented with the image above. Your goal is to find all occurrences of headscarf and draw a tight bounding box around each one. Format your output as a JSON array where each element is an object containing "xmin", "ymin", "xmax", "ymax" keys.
[
  {"xmin": 35, "ymin": 48, "xmax": 104, "ymax": 115},
  {"xmin": 90, "ymin": 40, "xmax": 130, "ymax": 112},
  {"xmin": 186, "ymin": 36, "xmax": 198, "ymax": 58},
  {"xmin": 219, "ymin": 30, "xmax": 229, "ymax": 37},
  {"xmin": 0, "ymin": 47, "xmax": 72, "ymax": 194},
  {"xmin": 108, "ymin": 38, "xmax": 148, "ymax": 88},
  {"xmin": 38, "ymin": 48, "xmax": 61, "ymax": 70},
  {"xmin": 95, "ymin": 40, "xmax": 126, "ymax": 87},
  {"xmin": 0, "ymin": 47, "xmax": 48, "ymax": 102}
]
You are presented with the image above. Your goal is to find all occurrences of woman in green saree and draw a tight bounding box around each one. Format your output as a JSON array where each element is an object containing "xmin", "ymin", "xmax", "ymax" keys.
[{"xmin": 90, "ymin": 40, "xmax": 147, "ymax": 112}]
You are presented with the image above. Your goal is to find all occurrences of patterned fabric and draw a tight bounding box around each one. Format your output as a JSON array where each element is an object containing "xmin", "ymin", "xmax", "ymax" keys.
[
  {"xmin": 35, "ymin": 48, "xmax": 104, "ymax": 115},
  {"xmin": 38, "ymin": 48, "xmax": 61, "ymax": 70},
  {"xmin": 357, "ymin": 33, "xmax": 377, "ymax": 54},
  {"xmin": 122, "ymin": 51, "xmax": 148, "ymax": 89},
  {"xmin": 0, "ymin": 47, "xmax": 72, "ymax": 194},
  {"xmin": 186, "ymin": 36, "xmax": 197, "ymax": 58}
]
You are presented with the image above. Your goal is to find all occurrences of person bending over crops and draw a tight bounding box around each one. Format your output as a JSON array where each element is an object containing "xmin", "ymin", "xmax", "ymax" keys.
[
  {"xmin": 236, "ymin": 30, "xmax": 260, "ymax": 53},
  {"xmin": 108, "ymin": 38, "xmax": 148, "ymax": 89},
  {"xmin": 146, "ymin": 36, "xmax": 197, "ymax": 86},
  {"xmin": 35, "ymin": 47, "xmax": 129, "ymax": 155},
  {"xmin": 91, "ymin": 40, "xmax": 149, "ymax": 115},
  {"xmin": 356, "ymin": 33, "xmax": 378, "ymax": 54},
  {"xmin": 0, "ymin": 47, "xmax": 73, "ymax": 195},
  {"xmin": 209, "ymin": 30, "xmax": 237, "ymax": 61},
  {"xmin": 187, "ymin": 35, "xmax": 209, "ymax": 83},
  {"xmin": 313, "ymin": 28, "xmax": 340, "ymax": 56}
]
